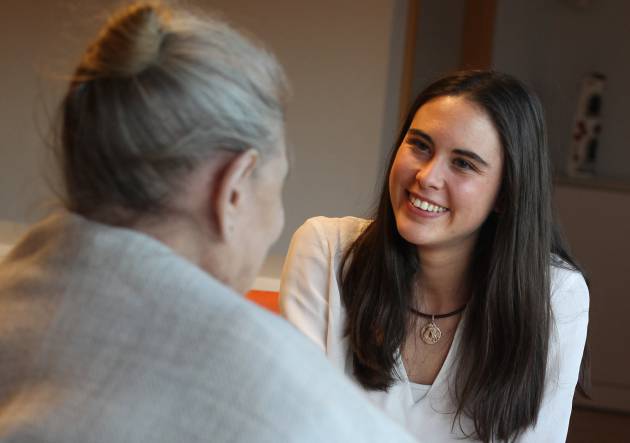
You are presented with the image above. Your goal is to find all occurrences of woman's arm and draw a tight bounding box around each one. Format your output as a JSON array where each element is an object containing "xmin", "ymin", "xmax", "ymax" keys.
[
  {"xmin": 279, "ymin": 218, "xmax": 332, "ymax": 352},
  {"xmin": 518, "ymin": 269, "xmax": 589, "ymax": 442}
]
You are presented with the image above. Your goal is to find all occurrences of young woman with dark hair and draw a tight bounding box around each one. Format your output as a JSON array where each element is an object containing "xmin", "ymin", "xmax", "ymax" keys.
[{"xmin": 280, "ymin": 70, "xmax": 589, "ymax": 442}]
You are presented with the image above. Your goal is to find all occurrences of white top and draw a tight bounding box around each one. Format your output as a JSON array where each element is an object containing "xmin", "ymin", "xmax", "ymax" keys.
[
  {"xmin": 409, "ymin": 383, "xmax": 431, "ymax": 403},
  {"xmin": 280, "ymin": 216, "xmax": 590, "ymax": 442},
  {"xmin": 0, "ymin": 212, "xmax": 417, "ymax": 443}
]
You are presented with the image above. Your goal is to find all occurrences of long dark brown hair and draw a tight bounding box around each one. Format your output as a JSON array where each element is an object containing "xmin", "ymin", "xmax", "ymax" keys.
[{"xmin": 340, "ymin": 70, "xmax": 589, "ymax": 442}]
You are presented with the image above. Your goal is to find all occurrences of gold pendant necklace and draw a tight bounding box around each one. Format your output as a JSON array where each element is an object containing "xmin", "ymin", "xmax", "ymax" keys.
[
  {"xmin": 410, "ymin": 304, "xmax": 467, "ymax": 345},
  {"xmin": 420, "ymin": 315, "xmax": 442, "ymax": 345}
]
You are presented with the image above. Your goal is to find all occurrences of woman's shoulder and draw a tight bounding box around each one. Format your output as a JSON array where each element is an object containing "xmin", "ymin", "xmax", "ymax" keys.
[
  {"xmin": 301, "ymin": 215, "xmax": 371, "ymax": 233},
  {"xmin": 294, "ymin": 216, "xmax": 371, "ymax": 250},
  {"xmin": 549, "ymin": 259, "xmax": 589, "ymax": 320}
]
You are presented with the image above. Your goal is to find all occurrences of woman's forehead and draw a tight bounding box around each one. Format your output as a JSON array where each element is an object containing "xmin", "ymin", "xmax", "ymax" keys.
[{"xmin": 409, "ymin": 96, "xmax": 502, "ymax": 157}]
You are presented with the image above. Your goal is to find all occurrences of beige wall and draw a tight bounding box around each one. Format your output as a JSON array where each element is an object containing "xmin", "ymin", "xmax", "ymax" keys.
[{"xmin": 0, "ymin": 1, "xmax": 407, "ymax": 274}]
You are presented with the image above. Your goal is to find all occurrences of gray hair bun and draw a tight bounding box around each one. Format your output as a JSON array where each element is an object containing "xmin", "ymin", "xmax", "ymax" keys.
[{"xmin": 83, "ymin": 3, "xmax": 168, "ymax": 77}]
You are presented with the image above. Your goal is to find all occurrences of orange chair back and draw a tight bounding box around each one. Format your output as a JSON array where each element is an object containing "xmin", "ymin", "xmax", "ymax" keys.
[{"xmin": 246, "ymin": 290, "xmax": 280, "ymax": 314}]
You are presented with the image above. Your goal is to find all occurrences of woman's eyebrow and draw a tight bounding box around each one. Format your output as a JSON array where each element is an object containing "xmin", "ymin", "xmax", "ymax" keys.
[
  {"xmin": 407, "ymin": 128, "xmax": 434, "ymax": 145},
  {"xmin": 452, "ymin": 149, "xmax": 490, "ymax": 167},
  {"xmin": 408, "ymin": 129, "xmax": 491, "ymax": 168}
]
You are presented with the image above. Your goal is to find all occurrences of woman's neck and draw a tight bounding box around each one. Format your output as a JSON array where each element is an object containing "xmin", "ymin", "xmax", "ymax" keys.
[{"xmin": 415, "ymin": 243, "xmax": 474, "ymax": 313}]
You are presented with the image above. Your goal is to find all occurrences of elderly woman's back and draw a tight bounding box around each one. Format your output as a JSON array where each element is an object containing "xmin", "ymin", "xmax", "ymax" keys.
[
  {"xmin": 0, "ymin": 212, "xmax": 409, "ymax": 442},
  {"xmin": 0, "ymin": 3, "xmax": 416, "ymax": 442}
]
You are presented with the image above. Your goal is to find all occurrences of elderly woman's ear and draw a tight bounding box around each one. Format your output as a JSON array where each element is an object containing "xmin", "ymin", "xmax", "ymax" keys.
[{"xmin": 211, "ymin": 149, "xmax": 259, "ymax": 240}]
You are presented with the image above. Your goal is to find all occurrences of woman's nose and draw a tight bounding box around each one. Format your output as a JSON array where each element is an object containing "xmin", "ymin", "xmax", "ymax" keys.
[{"xmin": 415, "ymin": 159, "xmax": 444, "ymax": 190}]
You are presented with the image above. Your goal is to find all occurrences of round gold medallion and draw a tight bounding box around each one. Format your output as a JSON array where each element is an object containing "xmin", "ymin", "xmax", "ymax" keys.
[{"xmin": 420, "ymin": 321, "xmax": 442, "ymax": 345}]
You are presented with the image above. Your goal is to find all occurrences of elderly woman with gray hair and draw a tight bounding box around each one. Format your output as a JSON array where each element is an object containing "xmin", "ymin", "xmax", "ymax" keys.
[{"xmin": 0, "ymin": 4, "xmax": 416, "ymax": 442}]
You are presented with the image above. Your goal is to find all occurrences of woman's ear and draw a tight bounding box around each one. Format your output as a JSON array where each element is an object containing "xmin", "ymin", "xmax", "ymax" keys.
[{"xmin": 212, "ymin": 149, "xmax": 259, "ymax": 240}]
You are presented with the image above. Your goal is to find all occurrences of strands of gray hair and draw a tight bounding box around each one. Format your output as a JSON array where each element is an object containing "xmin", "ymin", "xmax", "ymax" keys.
[{"xmin": 59, "ymin": 3, "xmax": 289, "ymax": 222}]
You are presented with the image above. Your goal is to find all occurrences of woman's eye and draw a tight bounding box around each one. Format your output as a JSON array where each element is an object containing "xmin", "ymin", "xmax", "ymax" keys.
[
  {"xmin": 453, "ymin": 158, "xmax": 475, "ymax": 171},
  {"xmin": 408, "ymin": 139, "xmax": 431, "ymax": 153}
]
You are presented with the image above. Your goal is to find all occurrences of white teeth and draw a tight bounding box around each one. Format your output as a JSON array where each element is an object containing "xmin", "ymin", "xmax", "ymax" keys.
[{"xmin": 409, "ymin": 195, "xmax": 447, "ymax": 213}]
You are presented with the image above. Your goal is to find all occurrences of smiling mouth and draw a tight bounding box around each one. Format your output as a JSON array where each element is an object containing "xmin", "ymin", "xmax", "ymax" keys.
[{"xmin": 408, "ymin": 193, "xmax": 449, "ymax": 213}]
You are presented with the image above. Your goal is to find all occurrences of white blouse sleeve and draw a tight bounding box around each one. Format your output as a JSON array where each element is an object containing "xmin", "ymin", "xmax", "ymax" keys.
[
  {"xmin": 517, "ymin": 269, "xmax": 589, "ymax": 442},
  {"xmin": 280, "ymin": 218, "xmax": 332, "ymax": 352}
]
